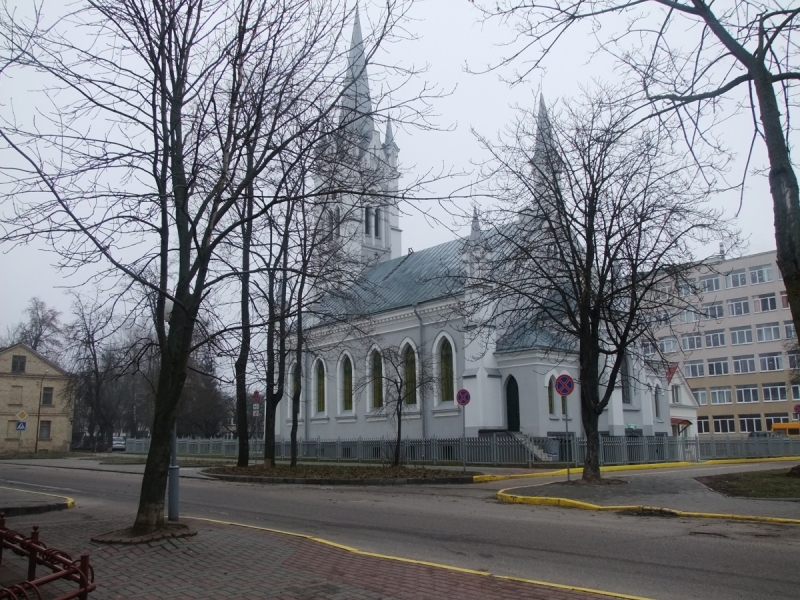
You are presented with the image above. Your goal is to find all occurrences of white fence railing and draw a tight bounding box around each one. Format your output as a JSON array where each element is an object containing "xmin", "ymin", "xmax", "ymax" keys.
[{"xmin": 126, "ymin": 435, "xmax": 800, "ymax": 466}]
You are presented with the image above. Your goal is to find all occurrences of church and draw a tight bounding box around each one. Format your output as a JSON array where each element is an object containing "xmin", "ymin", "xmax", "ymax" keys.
[{"xmin": 275, "ymin": 13, "xmax": 698, "ymax": 448}]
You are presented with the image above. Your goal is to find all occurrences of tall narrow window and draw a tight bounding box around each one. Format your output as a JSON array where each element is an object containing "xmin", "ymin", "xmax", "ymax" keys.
[
  {"xmin": 404, "ymin": 346, "xmax": 417, "ymax": 405},
  {"xmin": 42, "ymin": 387, "xmax": 53, "ymax": 406},
  {"xmin": 365, "ymin": 207, "xmax": 372, "ymax": 235},
  {"xmin": 440, "ymin": 339, "xmax": 454, "ymax": 402},
  {"xmin": 315, "ymin": 362, "xmax": 325, "ymax": 414},
  {"xmin": 372, "ymin": 350, "xmax": 383, "ymax": 408},
  {"xmin": 374, "ymin": 208, "xmax": 381, "ymax": 238},
  {"xmin": 621, "ymin": 357, "xmax": 631, "ymax": 404},
  {"xmin": 342, "ymin": 356, "xmax": 353, "ymax": 411},
  {"xmin": 654, "ymin": 387, "xmax": 661, "ymax": 419},
  {"xmin": 548, "ymin": 378, "xmax": 555, "ymax": 414},
  {"xmin": 11, "ymin": 356, "xmax": 25, "ymax": 374}
]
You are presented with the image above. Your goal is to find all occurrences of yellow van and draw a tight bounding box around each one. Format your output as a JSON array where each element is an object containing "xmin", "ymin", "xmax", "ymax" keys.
[{"xmin": 771, "ymin": 423, "xmax": 800, "ymax": 437}]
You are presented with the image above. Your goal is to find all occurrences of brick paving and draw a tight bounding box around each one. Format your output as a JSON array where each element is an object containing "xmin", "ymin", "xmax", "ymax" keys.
[{"xmin": 1, "ymin": 508, "xmax": 622, "ymax": 600}]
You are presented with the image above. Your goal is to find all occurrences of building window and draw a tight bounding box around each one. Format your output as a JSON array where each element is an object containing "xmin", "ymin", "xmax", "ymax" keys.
[
  {"xmin": 642, "ymin": 340, "xmax": 656, "ymax": 358},
  {"xmin": 680, "ymin": 308, "xmax": 699, "ymax": 323},
  {"xmin": 732, "ymin": 355, "xmax": 756, "ymax": 374},
  {"xmin": 756, "ymin": 293, "xmax": 777, "ymax": 312},
  {"xmin": 677, "ymin": 280, "xmax": 695, "ymax": 297},
  {"xmin": 700, "ymin": 276, "xmax": 720, "ymax": 293},
  {"xmin": 739, "ymin": 415, "xmax": 763, "ymax": 433},
  {"xmin": 713, "ymin": 415, "xmax": 736, "ymax": 433},
  {"xmin": 729, "ymin": 327, "xmax": 752, "ymax": 345},
  {"xmin": 762, "ymin": 384, "xmax": 787, "ymax": 402},
  {"xmin": 756, "ymin": 323, "xmax": 781, "ymax": 342},
  {"xmin": 315, "ymin": 361, "xmax": 325, "ymax": 414},
  {"xmin": 548, "ymin": 377, "xmax": 556, "ymax": 413},
  {"xmin": 735, "ymin": 386, "xmax": 759, "ymax": 403},
  {"xmin": 707, "ymin": 358, "xmax": 729, "ymax": 376},
  {"xmin": 727, "ymin": 298, "xmax": 750, "ymax": 316},
  {"xmin": 11, "ymin": 355, "xmax": 26, "ymax": 374},
  {"xmin": 684, "ymin": 361, "xmax": 705, "ymax": 378},
  {"xmin": 709, "ymin": 387, "xmax": 732, "ymax": 405},
  {"xmin": 654, "ymin": 388, "xmax": 661, "ymax": 419},
  {"xmin": 371, "ymin": 350, "xmax": 383, "ymax": 409},
  {"xmin": 750, "ymin": 264, "xmax": 774, "ymax": 284},
  {"xmin": 621, "ymin": 357, "xmax": 631, "ymax": 404},
  {"xmin": 705, "ymin": 331, "xmax": 725, "ymax": 348},
  {"xmin": 759, "ymin": 353, "xmax": 783, "ymax": 372},
  {"xmin": 794, "ymin": 385, "xmax": 800, "ymax": 400},
  {"xmin": 681, "ymin": 333, "xmax": 702, "ymax": 351},
  {"xmin": 765, "ymin": 413, "xmax": 790, "ymax": 430},
  {"xmin": 374, "ymin": 208, "xmax": 381, "ymax": 239},
  {"xmin": 403, "ymin": 345, "xmax": 417, "ymax": 405},
  {"xmin": 697, "ymin": 417, "xmax": 710, "ymax": 434},
  {"xmin": 701, "ymin": 302, "xmax": 724, "ymax": 320},
  {"xmin": 439, "ymin": 339, "xmax": 454, "ymax": 403},
  {"xmin": 785, "ymin": 322, "xmax": 796, "ymax": 339},
  {"xmin": 655, "ymin": 309, "xmax": 673, "ymax": 326},
  {"xmin": 365, "ymin": 207, "xmax": 372, "ymax": 235},
  {"xmin": 692, "ymin": 388, "xmax": 707, "ymax": 405},
  {"xmin": 726, "ymin": 270, "xmax": 747, "ymax": 289},
  {"xmin": 38, "ymin": 420, "xmax": 51, "ymax": 440},
  {"xmin": 342, "ymin": 356, "xmax": 353, "ymax": 412},
  {"xmin": 789, "ymin": 353, "xmax": 800, "ymax": 370},
  {"xmin": 658, "ymin": 337, "xmax": 678, "ymax": 354},
  {"xmin": 671, "ymin": 386, "xmax": 680, "ymax": 405},
  {"xmin": 781, "ymin": 291, "xmax": 789, "ymax": 309},
  {"xmin": 41, "ymin": 387, "xmax": 54, "ymax": 406}
]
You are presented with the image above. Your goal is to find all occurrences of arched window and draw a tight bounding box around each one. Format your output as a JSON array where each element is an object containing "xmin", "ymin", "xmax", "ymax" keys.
[
  {"xmin": 342, "ymin": 355, "xmax": 353, "ymax": 411},
  {"xmin": 547, "ymin": 377, "xmax": 556, "ymax": 414},
  {"xmin": 315, "ymin": 361, "xmax": 325, "ymax": 414},
  {"xmin": 371, "ymin": 350, "xmax": 383, "ymax": 408},
  {"xmin": 654, "ymin": 386, "xmax": 661, "ymax": 419},
  {"xmin": 374, "ymin": 208, "xmax": 381, "ymax": 238},
  {"xmin": 365, "ymin": 207, "xmax": 372, "ymax": 235},
  {"xmin": 404, "ymin": 345, "xmax": 417, "ymax": 405},
  {"xmin": 440, "ymin": 339, "xmax": 454, "ymax": 403}
]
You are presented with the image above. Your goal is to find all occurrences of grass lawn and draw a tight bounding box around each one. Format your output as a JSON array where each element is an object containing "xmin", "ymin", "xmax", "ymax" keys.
[
  {"xmin": 695, "ymin": 467, "xmax": 800, "ymax": 499},
  {"xmin": 205, "ymin": 463, "xmax": 481, "ymax": 479}
]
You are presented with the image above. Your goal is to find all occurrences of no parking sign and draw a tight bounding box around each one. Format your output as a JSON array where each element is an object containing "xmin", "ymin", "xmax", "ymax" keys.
[{"xmin": 555, "ymin": 374, "xmax": 574, "ymax": 396}]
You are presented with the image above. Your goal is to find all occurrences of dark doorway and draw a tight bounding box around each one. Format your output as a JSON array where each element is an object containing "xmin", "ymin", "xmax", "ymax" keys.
[{"xmin": 506, "ymin": 376, "xmax": 520, "ymax": 432}]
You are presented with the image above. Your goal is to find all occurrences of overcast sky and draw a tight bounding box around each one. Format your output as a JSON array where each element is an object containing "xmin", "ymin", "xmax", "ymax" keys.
[{"xmin": 0, "ymin": 0, "xmax": 782, "ymax": 332}]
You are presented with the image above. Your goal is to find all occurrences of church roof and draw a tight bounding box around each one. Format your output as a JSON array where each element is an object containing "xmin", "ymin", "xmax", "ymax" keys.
[
  {"xmin": 495, "ymin": 321, "xmax": 577, "ymax": 354},
  {"xmin": 314, "ymin": 237, "xmax": 465, "ymax": 323}
]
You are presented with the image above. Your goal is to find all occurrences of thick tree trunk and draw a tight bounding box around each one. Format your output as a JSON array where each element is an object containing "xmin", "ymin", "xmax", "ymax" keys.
[
  {"xmin": 580, "ymin": 390, "xmax": 601, "ymax": 481},
  {"xmin": 393, "ymin": 404, "xmax": 403, "ymax": 467},
  {"xmin": 264, "ymin": 398, "xmax": 277, "ymax": 467},
  {"xmin": 752, "ymin": 67, "xmax": 800, "ymax": 336},
  {"xmin": 234, "ymin": 357, "xmax": 250, "ymax": 467}
]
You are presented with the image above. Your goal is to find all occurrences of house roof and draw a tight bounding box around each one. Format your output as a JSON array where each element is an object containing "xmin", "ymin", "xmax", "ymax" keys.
[{"xmin": 0, "ymin": 342, "xmax": 70, "ymax": 376}]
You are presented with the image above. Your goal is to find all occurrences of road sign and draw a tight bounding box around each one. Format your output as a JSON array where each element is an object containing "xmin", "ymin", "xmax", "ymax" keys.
[
  {"xmin": 15, "ymin": 421, "xmax": 26, "ymax": 431},
  {"xmin": 555, "ymin": 374, "xmax": 574, "ymax": 396},
  {"xmin": 15, "ymin": 411, "xmax": 28, "ymax": 420},
  {"xmin": 456, "ymin": 389, "xmax": 471, "ymax": 406},
  {"xmin": 252, "ymin": 390, "xmax": 260, "ymax": 403},
  {"xmin": 794, "ymin": 404, "xmax": 800, "ymax": 414},
  {"xmin": 252, "ymin": 403, "xmax": 260, "ymax": 417}
]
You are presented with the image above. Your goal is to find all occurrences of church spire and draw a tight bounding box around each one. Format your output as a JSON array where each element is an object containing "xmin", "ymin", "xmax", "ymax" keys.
[{"xmin": 341, "ymin": 7, "xmax": 375, "ymax": 158}]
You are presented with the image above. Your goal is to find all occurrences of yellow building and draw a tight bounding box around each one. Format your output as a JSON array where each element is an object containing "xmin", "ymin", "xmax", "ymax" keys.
[{"xmin": 0, "ymin": 343, "xmax": 72, "ymax": 454}]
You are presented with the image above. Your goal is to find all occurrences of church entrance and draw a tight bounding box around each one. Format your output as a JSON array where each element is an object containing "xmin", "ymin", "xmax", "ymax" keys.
[{"xmin": 506, "ymin": 376, "xmax": 520, "ymax": 432}]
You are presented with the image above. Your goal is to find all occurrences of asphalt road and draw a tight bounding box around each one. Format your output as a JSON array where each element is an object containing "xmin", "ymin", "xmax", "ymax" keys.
[{"xmin": 1, "ymin": 460, "xmax": 798, "ymax": 600}]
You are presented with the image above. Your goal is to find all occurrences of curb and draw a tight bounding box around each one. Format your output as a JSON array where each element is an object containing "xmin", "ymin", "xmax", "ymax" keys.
[
  {"xmin": 474, "ymin": 456, "xmax": 800, "ymax": 483},
  {"xmin": 495, "ymin": 488, "xmax": 800, "ymax": 525},
  {"xmin": 0, "ymin": 485, "xmax": 75, "ymax": 517},
  {"xmin": 205, "ymin": 473, "xmax": 475, "ymax": 485},
  {"xmin": 188, "ymin": 516, "xmax": 652, "ymax": 600}
]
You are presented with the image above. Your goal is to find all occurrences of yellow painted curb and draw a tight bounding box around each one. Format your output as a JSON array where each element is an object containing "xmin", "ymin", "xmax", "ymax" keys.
[
  {"xmin": 474, "ymin": 456, "xmax": 800, "ymax": 483},
  {"xmin": 188, "ymin": 516, "xmax": 652, "ymax": 600},
  {"xmin": 0, "ymin": 485, "xmax": 75, "ymax": 509},
  {"xmin": 496, "ymin": 489, "xmax": 800, "ymax": 525}
]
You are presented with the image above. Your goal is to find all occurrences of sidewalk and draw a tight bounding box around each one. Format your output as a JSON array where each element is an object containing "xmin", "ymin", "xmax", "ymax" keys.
[
  {"xmin": 2, "ymin": 507, "xmax": 638, "ymax": 600},
  {"xmin": 502, "ymin": 463, "xmax": 800, "ymax": 520},
  {"xmin": 0, "ymin": 485, "xmax": 73, "ymax": 516}
]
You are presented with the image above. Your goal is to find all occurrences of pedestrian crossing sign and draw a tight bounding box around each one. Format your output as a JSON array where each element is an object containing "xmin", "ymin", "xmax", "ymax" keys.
[{"xmin": 15, "ymin": 421, "xmax": 27, "ymax": 431}]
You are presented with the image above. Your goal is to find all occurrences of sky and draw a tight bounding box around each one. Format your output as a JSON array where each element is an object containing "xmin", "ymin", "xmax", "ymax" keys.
[{"xmin": 0, "ymin": 0, "xmax": 785, "ymax": 333}]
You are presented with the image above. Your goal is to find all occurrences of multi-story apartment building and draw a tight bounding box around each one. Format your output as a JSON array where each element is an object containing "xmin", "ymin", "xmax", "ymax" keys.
[{"xmin": 654, "ymin": 249, "xmax": 799, "ymax": 437}]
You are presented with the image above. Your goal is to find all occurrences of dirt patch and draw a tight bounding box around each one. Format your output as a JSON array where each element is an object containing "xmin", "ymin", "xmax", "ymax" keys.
[
  {"xmin": 695, "ymin": 467, "xmax": 800, "ymax": 499},
  {"xmin": 205, "ymin": 464, "xmax": 481, "ymax": 480},
  {"xmin": 91, "ymin": 522, "xmax": 197, "ymax": 544},
  {"xmin": 787, "ymin": 465, "xmax": 800, "ymax": 479}
]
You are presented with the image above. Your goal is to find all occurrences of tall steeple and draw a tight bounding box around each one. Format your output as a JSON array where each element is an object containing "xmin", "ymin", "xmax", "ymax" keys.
[
  {"xmin": 532, "ymin": 94, "xmax": 557, "ymax": 172},
  {"xmin": 341, "ymin": 8, "xmax": 375, "ymax": 158}
]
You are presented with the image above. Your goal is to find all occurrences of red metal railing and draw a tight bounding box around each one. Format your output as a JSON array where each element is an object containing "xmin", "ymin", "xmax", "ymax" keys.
[{"xmin": 0, "ymin": 514, "xmax": 96, "ymax": 600}]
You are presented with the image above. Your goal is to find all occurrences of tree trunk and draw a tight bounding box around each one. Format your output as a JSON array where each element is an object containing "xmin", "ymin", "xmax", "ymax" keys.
[
  {"xmin": 393, "ymin": 397, "xmax": 402, "ymax": 467},
  {"xmin": 751, "ymin": 67, "xmax": 800, "ymax": 337},
  {"xmin": 264, "ymin": 397, "xmax": 277, "ymax": 467},
  {"xmin": 581, "ymin": 390, "xmax": 601, "ymax": 481}
]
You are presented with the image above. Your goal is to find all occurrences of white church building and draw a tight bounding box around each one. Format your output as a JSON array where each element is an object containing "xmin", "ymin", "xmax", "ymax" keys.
[{"xmin": 276, "ymin": 13, "xmax": 698, "ymax": 447}]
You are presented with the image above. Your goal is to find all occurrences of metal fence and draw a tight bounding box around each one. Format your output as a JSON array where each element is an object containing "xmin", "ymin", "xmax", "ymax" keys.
[{"xmin": 126, "ymin": 434, "xmax": 800, "ymax": 466}]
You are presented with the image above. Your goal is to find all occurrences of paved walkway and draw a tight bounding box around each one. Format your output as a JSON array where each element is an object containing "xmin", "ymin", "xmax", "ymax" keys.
[
  {"xmin": 505, "ymin": 462, "xmax": 800, "ymax": 519},
  {"xmin": 1, "ymin": 508, "xmax": 626, "ymax": 599}
]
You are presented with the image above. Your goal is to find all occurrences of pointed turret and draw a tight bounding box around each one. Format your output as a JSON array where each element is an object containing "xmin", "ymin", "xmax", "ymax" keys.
[
  {"xmin": 532, "ymin": 94, "xmax": 557, "ymax": 172},
  {"xmin": 469, "ymin": 206, "xmax": 481, "ymax": 242},
  {"xmin": 383, "ymin": 115, "xmax": 399, "ymax": 168},
  {"xmin": 340, "ymin": 8, "xmax": 375, "ymax": 158}
]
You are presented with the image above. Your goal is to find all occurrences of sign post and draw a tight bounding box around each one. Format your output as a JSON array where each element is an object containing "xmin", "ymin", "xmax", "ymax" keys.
[
  {"xmin": 456, "ymin": 389, "xmax": 471, "ymax": 473},
  {"xmin": 555, "ymin": 375, "xmax": 575, "ymax": 482},
  {"xmin": 15, "ymin": 411, "xmax": 27, "ymax": 454}
]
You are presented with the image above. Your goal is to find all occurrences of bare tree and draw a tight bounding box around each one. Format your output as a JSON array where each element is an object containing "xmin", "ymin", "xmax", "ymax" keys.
[
  {"xmin": 464, "ymin": 91, "xmax": 735, "ymax": 480},
  {"xmin": 3, "ymin": 297, "xmax": 63, "ymax": 358},
  {"xmin": 475, "ymin": 0, "xmax": 800, "ymax": 349},
  {"xmin": 0, "ymin": 0, "xmax": 428, "ymax": 534}
]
